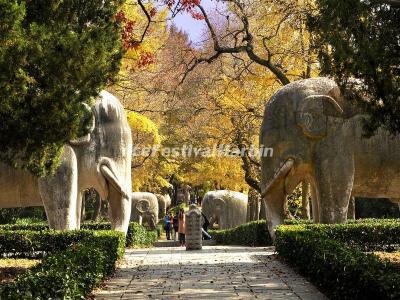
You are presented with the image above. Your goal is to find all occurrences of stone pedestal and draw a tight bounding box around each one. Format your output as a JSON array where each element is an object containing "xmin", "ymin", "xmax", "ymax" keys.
[{"xmin": 185, "ymin": 204, "xmax": 202, "ymax": 250}]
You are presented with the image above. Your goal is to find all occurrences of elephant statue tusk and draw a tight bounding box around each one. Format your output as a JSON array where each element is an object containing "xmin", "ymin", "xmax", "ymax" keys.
[
  {"xmin": 100, "ymin": 164, "xmax": 128, "ymax": 199},
  {"xmin": 261, "ymin": 158, "xmax": 294, "ymax": 198}
]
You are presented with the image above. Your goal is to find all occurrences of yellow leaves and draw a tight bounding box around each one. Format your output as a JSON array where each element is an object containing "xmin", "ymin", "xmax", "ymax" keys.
[
  {"xmin": 118, "ymin": 1, "xmax": 168, "ymax": 73},
  {"xmin": 182, "ymin": 157, "xmax": 248, "ymax": 192},
  {"xmin": 126, "ymin": 111, "xmax": 161, "ymax": 144}
]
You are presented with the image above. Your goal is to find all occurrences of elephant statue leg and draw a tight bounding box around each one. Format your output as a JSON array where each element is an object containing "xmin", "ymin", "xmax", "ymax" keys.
[
  {"xmin": 38, "ymin": 146, "xmax": 79, "ymax": 230},
  {"xmin": 109, "ymin": 186, "xmax": 131, "ymax": 233},
  {"xmin": 148, "ymin": 216, "xmax": 157, "ymax": 230},
  {"xmin": 75, "ymin": 191, "xmax": 84, "ymax": 228},
  {"xmin": 347, "ymin": 196, "xmax": 356, "ymax": 220},
  {"xmin": 316, "ymin": 157, "xmax": 354, "ymax": 223},
  {"xmin": 310, "ymin": 182, "xmax": 319, "ymax": 223}
]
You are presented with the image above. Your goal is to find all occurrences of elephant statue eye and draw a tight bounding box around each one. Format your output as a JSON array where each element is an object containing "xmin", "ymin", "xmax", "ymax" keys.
[
  {"xmin": 136, "ymin": 200, "xmax": 150, "ymax": 213},
  {"xmin": 300, "ymin": 112, "xmax": 314, "ymax": 131}
]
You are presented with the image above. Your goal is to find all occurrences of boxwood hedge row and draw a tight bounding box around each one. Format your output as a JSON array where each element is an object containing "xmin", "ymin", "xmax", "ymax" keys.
[
  {"xmin": 209, "ymin": 220, "xmax": 272, "ymax": 246},
  {"xmin": 0, "ymin": 221, "xmax": 158, "ymax": 247},
  {"xmin": 0, "ymin": 230, "xmax": 125, "ymax": 299},
  {"xmin": 276, "ymin": 223, "xmax": 400, "ymax": 300}
]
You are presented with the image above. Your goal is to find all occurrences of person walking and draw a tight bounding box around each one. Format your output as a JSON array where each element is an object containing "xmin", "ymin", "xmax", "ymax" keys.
[
  {"xmin": 164, "ymin": 213, "xmax": 171, "ymax": 240},
  {"xmin": 178, "ymin": 208, "xmax": 186, "ymax": 246},
  {"xmin": 173, "ymin": 212, "xmax": 179, "ymax": 241}
]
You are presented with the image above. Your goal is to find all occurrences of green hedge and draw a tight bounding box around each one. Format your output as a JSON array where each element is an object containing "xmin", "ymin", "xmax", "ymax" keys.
[
  {"xmin": 207, "ymin": 218, "xmax": 400, "ymax": 247},
  {"xmin": 209, "ymin": 220, "xmax": 272, "ymax": 246},
  {"xmin": 0, "ymin": 230, "xmax": 125, "ymax": 299},
  {"xmin": 127, "ymin": 222, "xmax": 158, "ymax": 247},
  {"xmin": 276, "ymin": 224, "xmax": 400, "ymax": 300},
  {"xmin": 0, "ymin": 230, "xmax": 91, "ymax": 258},
  {"xmin": 287, "ymin": 222, "xmax": 400, "ymax": 251},
  {"xmin": 0, "ymin": 221, "xmax": 157, "ymax": 248}
]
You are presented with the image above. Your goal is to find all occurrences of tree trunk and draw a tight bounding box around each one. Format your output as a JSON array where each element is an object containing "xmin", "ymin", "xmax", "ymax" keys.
[
  {"xmin": 92, "ymin": 191, "xmax": 102, "ymax": 221},
  {"xmin": 283, "ymin": 198, "xmax": 294, "ymax": 219},
  {"xmin": 81, "ymin": 191, "xmax": 86, "ymax": 223},
  {"xmin": 259, "ymin": 198, "xmax": 266, "ymax": 220},
  {"xmin": 248, "ymin": 188, "xmax": 260, "ymax": 221},
  {"xmin": 301, "ymin": 182, "xmax": 311, "ymax": 219}
]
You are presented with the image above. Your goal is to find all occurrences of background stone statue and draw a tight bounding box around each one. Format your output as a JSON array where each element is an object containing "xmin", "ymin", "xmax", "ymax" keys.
[
  {"xmin": 177, "ymin": 184, "xmax": 191, "ymax": 205},
  {"xmin": 201, "ymin": 190, "xmax": 248, "ymax": 229},
  {"xmin": 131, "ymin": 192, "xmax": 158, "ymax": 230},
  {"xmin": 185, "ymin": 204, "xmax": 202, "ymax": 250},
  {"xmin": 156, "ymin": 193, "xmax": 171, "ymax": 218},
  {"xmin": 0, "ymin": 91, "xmax": 132, "ymax": 233},
  {"xmin": 260, "ymin": 77, "xmax": 400, "ymax": 237}
]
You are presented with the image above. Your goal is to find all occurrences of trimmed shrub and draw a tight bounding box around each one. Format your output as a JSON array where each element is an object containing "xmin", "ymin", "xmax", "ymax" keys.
[
  {"xmin": 209, "ymin": 220, "xmax": 272, "ymax": 246},
  {"xmin": 0, "ymin": 230, "xmax": 125, "ymax": 299},
  {"xmin": 0, "ymin": 221, "xmax": 158, "ymax": 248},
  {"xmin": 276, "ymin": 224, "xmax": 400, "ymax": 300},
  {"xmin": 0, "ymin": 230, "xmax": 90, "ymax": 258},
  {"xmin": 289, "ymin": 222, "xmax": 400, "ymax": 251}
]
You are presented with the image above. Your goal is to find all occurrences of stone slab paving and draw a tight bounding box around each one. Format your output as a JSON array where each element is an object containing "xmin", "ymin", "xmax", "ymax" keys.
[{"xmin": 93, "ymin": 246, "xmax": 327, "ymax": 300}]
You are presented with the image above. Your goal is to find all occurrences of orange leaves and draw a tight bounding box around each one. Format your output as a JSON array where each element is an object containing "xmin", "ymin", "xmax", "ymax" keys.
[
  {"xmin": 150, "ymin": 8, "xmax": 157, "ymax": 17},
  {"xmin": 137, "ymin": 52, "xmax": 156, "ymax": 68},
  {"xmin": 115, "ymin": 10, "xmax": 140, "ymax": 50},
  {"xmin": 163, "ymin": 0, "xmax": 204, "ymax": 20}
]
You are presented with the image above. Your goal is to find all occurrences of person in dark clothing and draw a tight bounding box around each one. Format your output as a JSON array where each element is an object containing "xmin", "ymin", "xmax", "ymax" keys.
[
  {"xmin": 201, "ymin": 212, "xmax": 210, "ymax": 231},
  {"xmin": 201, "ymin": 212, "xmax": 211, "ymax": 240},
  {"xmin": 173, "ymin": 213, "xmax": 179, "ymax": 241},
  {"xmin": 164, "ymin": 214, "xmax": 171, "ymax": 240}
]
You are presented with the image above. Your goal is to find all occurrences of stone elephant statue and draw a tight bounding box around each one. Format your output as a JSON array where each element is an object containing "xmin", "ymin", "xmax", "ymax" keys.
[
  {"xmin": 201, "ymin": 190, "xmax": 248, "ymax": 229},
  {"xmin": 156, "ymin": 193, "xmax": 171, "ymax": 218},
  {"xmin": 260, "ymin": 77, "xmax": 400, "ymax": 237},
  {"xmin": 131, "ymin": 192, "xmax": 158, "ymax": 230},
  {"xmin": 0, "ymin": 91, "xmax": 132, "ymax": 233}
]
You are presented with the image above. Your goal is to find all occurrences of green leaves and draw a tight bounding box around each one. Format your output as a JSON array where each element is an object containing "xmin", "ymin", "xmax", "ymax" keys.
[
  {"xmin": 0, "ymin": 0, "xmax": 124, "ymax": 176},
  {"xmin": 307, "ymin": 0, "xmax": 400, "ymax": 136}
]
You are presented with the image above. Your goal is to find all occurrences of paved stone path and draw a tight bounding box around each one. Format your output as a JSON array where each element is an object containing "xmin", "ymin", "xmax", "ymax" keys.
[{"xmin": 93, "ymin": 246, "xmax": 327, "ymax": 300}]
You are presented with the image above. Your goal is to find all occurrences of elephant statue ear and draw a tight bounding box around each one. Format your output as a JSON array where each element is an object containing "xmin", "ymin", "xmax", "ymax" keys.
[
  {"xmin": 214, "ymin": 198, "xmax": 226, "ymax": 211},
  {"xmin": 69, "ymin": 102, "xmax": 95, "ymax": 145},
  {"xmin": 296, "ymin": 89, "xmax": 343, "ymax": 139},
  {"xmin": 136, "ymin": 199, "xmax": 150, "ymax": 214}
]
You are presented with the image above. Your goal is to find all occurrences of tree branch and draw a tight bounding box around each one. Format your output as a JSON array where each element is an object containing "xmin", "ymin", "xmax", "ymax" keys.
[{"xmin": 137, "ymin": 0, "xmax": 152, "ymax": 43}]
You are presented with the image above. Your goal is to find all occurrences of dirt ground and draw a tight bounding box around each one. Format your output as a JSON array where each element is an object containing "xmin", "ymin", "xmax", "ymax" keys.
[
  {"xmin": 0, "ymin": 259, "xmax": 40, "ymax": 283},
  {"xmin": 374, "ymin": 251, "xmax": 400, "ymax": 268}
]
